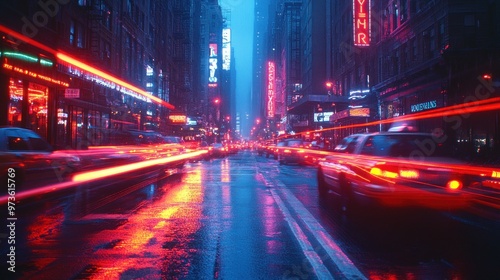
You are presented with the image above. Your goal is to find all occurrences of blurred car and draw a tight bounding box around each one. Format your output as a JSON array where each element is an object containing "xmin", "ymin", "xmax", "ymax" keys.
[
  {"xmin": 211, "ymin": 142, "xmax": 227, "ymax": 158},
  {"xmin": 265, "ymin": 143, "xmax": 277, "ymax": 158},
  {"xmin": 275, "ymin": 138, "xmax": 310, "ymax": 165},
  {"xmin": 317, "ymin": 131, "xmax": 475, "ymax": 214},
  {"xmin": 163, "ymin": 135, "xmax": 184, "ymax": 144},
  {"xmin": 302, "ymin": 140, "xmax": 330, "ymax": 166},
  {"xmin": 0, "ymin": 126, "xmax": 81, "ymax": 188},
  {"xmin": 254, "ymin": 142, "xmax": 268, "ymax": 156}
]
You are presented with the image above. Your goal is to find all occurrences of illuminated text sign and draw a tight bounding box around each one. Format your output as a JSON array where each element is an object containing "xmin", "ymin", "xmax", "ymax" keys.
[
  {"xmin": 267, "ymin": 61, "xmax": 275, "ymax": 118},
  {"xmin": 3, "ymin": 63, "xmax": 69, "ymax": 87},
  {"xmin": 349, "ymin": 108, "xmax": 370, "ymax": 117},
  {"xmin": 209, "ymin": 43, "xmax": 218, "ymax": 85},
  {"xmin": 410, "ymin": 100, "xmax": 437, "ymax": 113},
  {"xmin": 169, "ymin": 115, "xmax": 187, "ymax": 124},
  {"xmin": 353, "ymin": 0, "xmax": 371, "ymax": 46},
  {"xmin": 222, "ymin": 29, "xmax": 231, "ymax": 71}
]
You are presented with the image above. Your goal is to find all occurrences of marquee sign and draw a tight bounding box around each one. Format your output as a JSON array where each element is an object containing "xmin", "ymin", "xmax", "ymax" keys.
[
  {"xmin": 353, "ymin": 0, "xmax": 371, "ymax": 46},
  {"xmin": 169, "ymin": 114, "xmax": 187, "ymax": 124}
]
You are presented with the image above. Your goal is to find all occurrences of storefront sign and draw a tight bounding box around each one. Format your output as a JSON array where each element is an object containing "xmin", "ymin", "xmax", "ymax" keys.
[
  {"xmin": 169, "ymin": 115, "xmax": 187, "ymax": 124},
  {"xmin": 410, "ymin": 100, "xmax": 437, "ymax": 113},
  {"xmin": 3, "ymin": 62, "xmax": 69, "ymax": 87},
  {"xmin": 349, "ymin": 108, "xmax": 370, "ymax": 117}
]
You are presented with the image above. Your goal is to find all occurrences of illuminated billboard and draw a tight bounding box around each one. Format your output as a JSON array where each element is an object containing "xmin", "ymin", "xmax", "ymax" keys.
[
  {"xmin": 353, "ymin": 0, "xmax": 371, "ymax": 46},
  {"xmin": 267, "ymin": 61, "xmax": 275, "ymax": 118},
  {"xmin": 222, "ymin": 29, "xmax": 231, "ymax": 71},
  {"xmin": 169, "ymin": 114, "xmax": 187, "ymax": 124},
  {"xmin": 209, "ymin": 43, "xmax": 218, "ymax": 86}
]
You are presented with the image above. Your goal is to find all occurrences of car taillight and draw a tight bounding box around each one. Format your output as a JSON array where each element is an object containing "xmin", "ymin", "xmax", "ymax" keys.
[
  {"xmin": 399, "ymin": 169, "xmax": 419, "ymax": 179},
  {"xmin": 446, "ymin": 179, "xmax": 462, "ymax": 190},
  {"xmin": 370, "ymin": 165, "xmax": 420, "ymax": 180},
  {"xmin": 370, "ymin": 167, "xmax": 398, "ymax": 179},
  {"xmin": 284, "ymin": 149, "xmax": 292, "ymax": 153}
]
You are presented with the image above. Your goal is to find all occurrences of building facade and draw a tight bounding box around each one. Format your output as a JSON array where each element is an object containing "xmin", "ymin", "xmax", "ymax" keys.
[
  {"xmin": 262, "ymin": 0, "xmax": 500, "ymax": 157},
  {"xmin": 0, "ymin": 0, "xmax": 185, "ymax": 149},
  {"xmin": 0, "ymin": 0, "xmax": 233, "ymax": 148}
]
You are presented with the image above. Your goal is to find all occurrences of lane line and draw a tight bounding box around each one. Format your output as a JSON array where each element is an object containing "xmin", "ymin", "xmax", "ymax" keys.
[
  {"xmin": 276, "ymin": 182, "xmax": 367, "ymax": 280},
  {"xmin": 270, "ymin": 189, "xmax": 334, "ymax": 280}
]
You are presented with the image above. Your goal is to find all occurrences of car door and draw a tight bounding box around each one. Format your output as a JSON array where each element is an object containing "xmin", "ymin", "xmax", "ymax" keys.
[{"xmin": 321, "ymin": 135, "xmax": 362, "ymax": 194}]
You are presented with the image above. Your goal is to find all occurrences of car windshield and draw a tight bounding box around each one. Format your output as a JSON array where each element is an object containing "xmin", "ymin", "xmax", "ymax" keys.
[
  {"xmin": 287, "ymin": 140, "xmax": 303, "ymax": 147},
  {"xmin": 360, "ymin": 134, "xmax": 453, "ymax": 158}
]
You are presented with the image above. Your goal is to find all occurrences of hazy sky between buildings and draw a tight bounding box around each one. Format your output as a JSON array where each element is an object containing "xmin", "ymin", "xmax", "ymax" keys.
[{"xmin": 220, "ymin": 0, "xmax": 254, "ymax": 138}]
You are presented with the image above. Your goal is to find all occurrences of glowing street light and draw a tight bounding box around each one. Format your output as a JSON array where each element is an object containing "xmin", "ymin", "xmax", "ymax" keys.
[{"xmin": 325, "ymin": 81, "xmax": 334, "ymax": 96}]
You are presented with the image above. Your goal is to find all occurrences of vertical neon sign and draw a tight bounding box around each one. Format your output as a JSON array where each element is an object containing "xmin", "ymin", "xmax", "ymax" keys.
[
  {"xmin": 353, "ymin": 0, "xmax": 371, "ymax": 46},
  {"xmin": 222, "ymin": 29, "xmax": 231, "ymax": 71},
  {"xmin": 209, "ymin": 43, "xmax": 218, "ymax": 86},
  {"xmin": 267, "ymin": 61, "xmax": 275, "ymax": 118}
]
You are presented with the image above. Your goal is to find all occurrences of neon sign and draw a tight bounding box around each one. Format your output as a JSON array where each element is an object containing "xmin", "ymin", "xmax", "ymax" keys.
[
  {"xmin": 267, "ymin": 61, "xmax": 275, "ymax": 118},
  {"xmin": 3, "ymin": 63, "xmax": 69, "ymax": 87},
  {"xmin": 353, "ymin": 0, "xmax": 371, "ymax": 46},
  {"xmin": 169, "ymin": 115, "xmax": 187, "ymax": 124},
  {"xmin": 222, "ymin": 29, "xmax": 231, "ymax": 71},
  {"xmin": 57, "ymin": 53, "xmax": 175, "ymax": 110},
  {"xmin": 209, "ymin": 43, "xmax": 218, "ymax": 85}
]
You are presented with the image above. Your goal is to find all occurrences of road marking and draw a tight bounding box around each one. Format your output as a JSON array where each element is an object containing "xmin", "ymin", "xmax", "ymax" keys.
[
  {"xmin": 270, "ymin": 189, "xmax": 334, "ymax": 279},
  {"xmin": 276, "ymin": 181, "xmax": 367, "ymax": 280}
]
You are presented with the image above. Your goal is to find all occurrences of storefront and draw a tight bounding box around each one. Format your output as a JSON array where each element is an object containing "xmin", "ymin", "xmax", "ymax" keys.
[
  {"xmin": 0, "ymin": 49, "xmax": 69, "ymax": 146},
  {"xmin": 1, "ymin": 24, "xmax": 175, "ymax": 150},
  {"xmin": 379, "ymin": 80, "xmax": 445, "ymax": 133}
]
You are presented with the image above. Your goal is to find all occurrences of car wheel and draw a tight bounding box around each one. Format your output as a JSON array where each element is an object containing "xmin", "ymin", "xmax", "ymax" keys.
[{"xmin": 317, "ymin": 168, "xmax": 328, "ymax": 197}]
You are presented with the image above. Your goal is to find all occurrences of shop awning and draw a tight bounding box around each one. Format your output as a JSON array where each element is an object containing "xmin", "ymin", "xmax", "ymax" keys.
[{"xmin": 287, "ymin": 94, "xmax": 349, "ymax": 114}]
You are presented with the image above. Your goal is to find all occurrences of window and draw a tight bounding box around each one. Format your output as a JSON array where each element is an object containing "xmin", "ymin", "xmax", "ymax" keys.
[
  {"xmin": 400, "ymin": 0, "xmax": 408, "ymax": 23},
  {"xmin": 28, "ymin": 137, "xmax": 51, "ymax": 151},
  {"xmin": 70, "ymin": 20, "xmax": 86, "ymax": 48},
  {"xmin": 393, "ymin": 2, "xmax": 399, "ymax": 31},
  {"xmin": 69, "ymin": 20, "xmax": 75, "ymax": 45},
  {"xmin": 8, "ymin": 136, "xmax": 29, "ymax": 151},
  {"xmin": 101, "ymin": 2, "xmax": 112, "ymax": 30},
  {"xmin": 335, "ymin": 135, "xmax": 359, "ymax": 153}
]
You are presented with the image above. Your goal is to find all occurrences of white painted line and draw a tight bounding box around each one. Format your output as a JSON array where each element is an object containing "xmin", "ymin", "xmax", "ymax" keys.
[
  {"xmin": 270, "ymin": 189, "xmax": 334, "ymax": 280},
  {"xmin": 277, "ymin": 183, "xmax": 367, "ymax": 280}
]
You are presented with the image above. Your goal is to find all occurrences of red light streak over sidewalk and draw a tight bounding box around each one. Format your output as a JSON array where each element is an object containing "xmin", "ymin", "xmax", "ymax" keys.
[{"xmin": 0, "ymin": 24, "xmax": 175, "ymax": 110}]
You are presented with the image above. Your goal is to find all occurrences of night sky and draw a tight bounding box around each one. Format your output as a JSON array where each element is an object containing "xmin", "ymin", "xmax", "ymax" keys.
[{"xmin": 220, "ymin": 0, "xmax": 254, "ymax": 138}]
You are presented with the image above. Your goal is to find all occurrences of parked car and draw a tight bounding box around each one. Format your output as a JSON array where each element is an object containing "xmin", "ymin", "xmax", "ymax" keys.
[
  {"xmin": 317, "ymin": 131, "xmax": 475, "ymax": 214},
  {"xmin": 0, "ymin": 126, "xmax": 81, "ymax": 188}
]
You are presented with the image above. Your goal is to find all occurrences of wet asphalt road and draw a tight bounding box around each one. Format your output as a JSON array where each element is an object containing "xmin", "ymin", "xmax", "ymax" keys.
[{"xmin": 2, "ymin": 149, "xmax": 500, "ymax": 279}]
